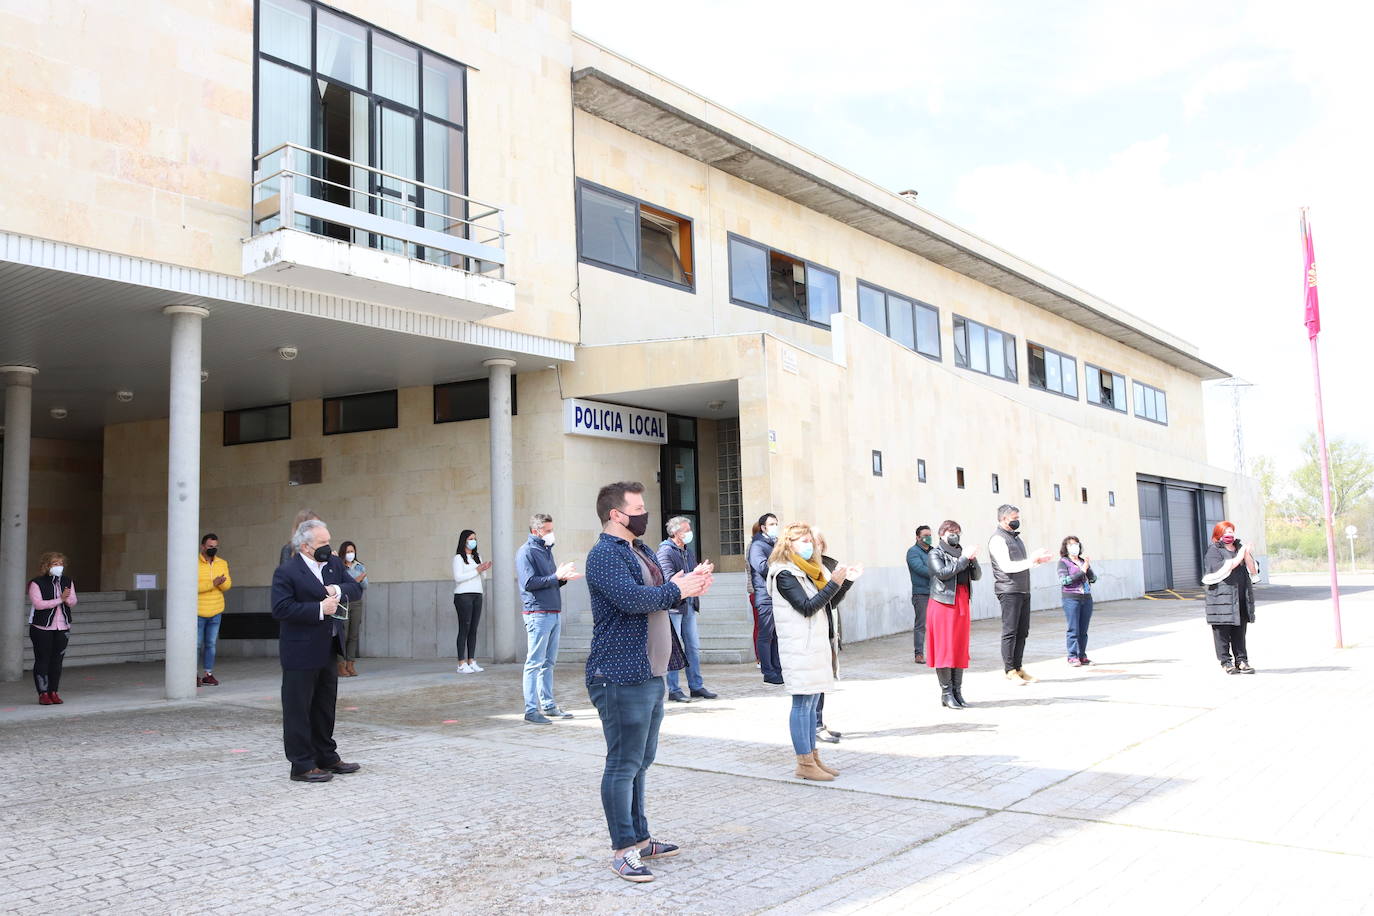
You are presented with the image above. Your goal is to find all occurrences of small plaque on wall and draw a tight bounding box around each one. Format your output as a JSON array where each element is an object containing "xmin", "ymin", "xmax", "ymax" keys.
[{"xmin": 288, "ymin": 458, "xmax": 322, "ymax": 486}]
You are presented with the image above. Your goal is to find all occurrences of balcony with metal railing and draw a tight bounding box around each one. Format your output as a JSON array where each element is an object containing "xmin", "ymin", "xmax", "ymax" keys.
[{"xmin": 243, "ymin": 142, "xmax": 514, "ymax": 321}]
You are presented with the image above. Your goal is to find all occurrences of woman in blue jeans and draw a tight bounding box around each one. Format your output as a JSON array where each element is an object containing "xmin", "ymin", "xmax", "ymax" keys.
[{"xmin": 1058, "ymin": 536, "xmax": 1097, "ymax": 666}]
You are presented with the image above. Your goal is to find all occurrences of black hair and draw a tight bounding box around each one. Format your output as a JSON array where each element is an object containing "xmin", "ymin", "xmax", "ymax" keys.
[
  {"xmin": 456, "ymin": 529, "xmax": 481, "ymax": 564},
  {"xmin": 201, "ymin": 533, "xmax": 218, "ymax": 546},
  {"xmin": 1059, "ymin": 535, "xmax": 1084, "ymax": 558},
  {"xmin": 339, "ymin": 541, "xmax": 358, "ymax": 562},
  {"xmin": 752, "ymin": 512, "xmax": 778, "ymax": 536}
]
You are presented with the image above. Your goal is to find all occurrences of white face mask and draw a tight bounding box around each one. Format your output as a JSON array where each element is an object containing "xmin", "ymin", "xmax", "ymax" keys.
[
  {"xmin": 344, "ymin": 552, "xmax": 356, "ymax": 562},
  {"xmin": 541, "ymin": 532, "xmax": 556, "ymax": 547},
  {"xmin": 49, "ymin": 565, "xmax": 65, "ymax": 578},
  {"xmin": 682, "ymin": 531, "xmax": 694, "ymax": 545},
  {"xmin": 765, "ymin": 524, "xmax": 780, "ymax": 540}
]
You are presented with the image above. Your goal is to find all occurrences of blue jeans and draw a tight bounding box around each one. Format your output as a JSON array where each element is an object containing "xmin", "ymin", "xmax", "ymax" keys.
[
  {"xmin": 1063, "ymin": 593, "xmax": 1094, "ymax": 658},
  {"xmin": 197, "ymin": 614, "xmax": 222, "ymax": 671},
  {"xmin": 665, "ymin": 609, "xmax": 704, "ymax": 694},
  {"xmin": 523, "ymin": 612, "xmax": 562, "ymax": 714},
  {"xmin": 789, "ymin": 693, "xmax": 820, "ymax": 754},
  {"xmin": 588, "ymin": 675, "xmax": 665, "ymax": 850}
]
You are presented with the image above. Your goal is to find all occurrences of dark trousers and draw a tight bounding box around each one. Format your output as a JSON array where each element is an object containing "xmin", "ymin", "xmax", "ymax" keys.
[
  {"xmin": 343, "ymin": 601, "xmax": 363, "ymax": 660},
  {"xmin": 453, "ymin": 593, "xmax": 482, "ymax": 658},
  {"xmin": 999, "ymin": 592, "xmax": 1032, "ymax": 671},
  {"xmin": 912, "ymin": 594, "xmax": 928, "ymax": 656},
  {"xmin": 588, "ymin": 675, "xmax": 665, "ymax": 850},
  {"xmin": 754, "ymin": 601, "xmax": 782, "ymax": 683},
  {"xmin": 29, "ymin": 626, "xmax": 69, "ymax": 694},
  {"xmin": 281, "ymin": 666, "xmax": 341, "ymax": 775},
  {"xmin": 815, "ymin": 692, "xmax": 827, "ymax": 729},
  {"xmin": 1212, "ymin": 621, "xmax": 1249, "ymax": 665}
]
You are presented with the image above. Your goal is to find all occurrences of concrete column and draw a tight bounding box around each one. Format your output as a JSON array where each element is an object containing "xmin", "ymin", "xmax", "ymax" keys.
[
  {"xmin": 164, "ymin": 306, "xmax": 209, "ymax": 699},
  {"xmin": 484, "ymin": 358, "xmax": 518, "ymax": 663},
  {"xmin": 0, "ymin": 366, "xmax": 38, "ymax": 683}
]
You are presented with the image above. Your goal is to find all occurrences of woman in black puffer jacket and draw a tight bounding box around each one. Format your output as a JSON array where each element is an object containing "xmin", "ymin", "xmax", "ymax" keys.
[{"xmin": 1202, "ymin": 520, "xmax": 1258, "ymax": 674}]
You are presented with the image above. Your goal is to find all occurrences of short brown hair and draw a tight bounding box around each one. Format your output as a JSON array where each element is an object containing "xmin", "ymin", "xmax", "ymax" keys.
[
  {"xmin": 937, "ymin": 519, "xmax": 961, "ymax": 537},
  {"xmin": 596, "ymin": 481, "xmax": 645, "ymax": 524},
  {"xmin": 37, "ymin": 552, "xmax": 66, "ymax": 575}
]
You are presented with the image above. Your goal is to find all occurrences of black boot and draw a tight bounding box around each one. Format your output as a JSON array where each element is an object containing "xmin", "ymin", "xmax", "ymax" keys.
[
  {"xmin": 950, "ymin": 668, "xmax": 969, "ymax": 708},
  {"xmin": 938, "ymin": 668, "xmax": 956, "ymax": 708}
]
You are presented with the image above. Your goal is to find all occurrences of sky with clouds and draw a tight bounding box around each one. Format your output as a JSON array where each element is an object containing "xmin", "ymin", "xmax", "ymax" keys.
[{"xmin": 571, "ymin": 0, "xmax": 1374, "ymax": 478}]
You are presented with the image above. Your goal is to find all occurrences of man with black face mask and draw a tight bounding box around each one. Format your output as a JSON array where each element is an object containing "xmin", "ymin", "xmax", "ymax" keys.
[
  {"xmin": 271, "ymin": 518, "xmax": 363, "ymax": 783},
  {"xmin": 988, "ymin": 505, "xmax": 1054, "ymax": 684}
]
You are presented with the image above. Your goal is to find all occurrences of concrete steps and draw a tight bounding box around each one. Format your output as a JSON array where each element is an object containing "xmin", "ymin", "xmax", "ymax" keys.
[{"xmin": 23, "ymin": 592, "xmax": 166, "ymax": 669}]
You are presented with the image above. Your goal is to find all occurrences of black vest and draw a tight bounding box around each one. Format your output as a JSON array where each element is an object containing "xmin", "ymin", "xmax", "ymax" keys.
[
  {"xmin": 991, "ymin": 528, "xmax": 1029, "ymax": 595},
  {"xmin": 29, "ymin": 574, "xmax": 74, "ymax": 628}
]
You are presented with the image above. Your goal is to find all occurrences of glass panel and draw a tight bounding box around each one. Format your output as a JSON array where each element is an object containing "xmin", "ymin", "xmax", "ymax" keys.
[
  {"xmin": 769, "ymin": 252, "xmax": 806, "ymax": 319},
  {"xmin": 1086, "ymin": 366, "xmax": 1101, "ymax": 404},
  {"xmin": 376, "ymin": 105, "xmax": 418, "ymax": 253},
  {"xmin": 225, "ymin": 405, "xmax": 291, "ymax": 445},
  {"xmin": 666, "ymin": 445, "xmax": 698, "ymax": 512},
  {"xmin": 1157, "ymin": 391, "xmax": 1167, "ymax": 423},
  {"xmin": 1062, "ymin": 357, "xmax": 1078, "ymax": 397},
  {"xmin": 260, "ymin": 0, "xmax": 311, "ymax": 66},
  {"xmin": 1134, "ymin": 383, "xmax": 1146, "ymax": 416},
  {"xmin": 423, "ymin": 121, "xmax": 466, "ymax": 264},
  {"xmin": 669, "ymin": 416, "xmax": 696, "ymax": 442},
  {"xmin": 858, "ymin": 284, "xmax": 886, "ymax": 333},
  {"xmin": 316, "ymin": 10, "xmax": 367, "ymax": 89},
  {"xmin": 807, "ymin": 268, "xmax": 840, "ymax": 324},
  {"xmin": 915, "ymin": 303, "xmax": 939, "ymax": 357},
  {"xmin": 1046, "ymin": 350, "xmax": 1062, "ymax": 392},
  {"xmin": 1029, "ymin": 345, "xmax": 1047, "ymax": 389},
  {"xmin": 987, "ymin": 328, "xmax": 1005, "ymax": 377},
  {"xmin": 640, "ymin": 211, "xmax": 688, "ymax": 285},
  {"xmin": 256, "ymin": 60, "xmax": 311, "ymax": 230},
  {"xmin": 969, "ymin": 323, "xmax": 988, "ymax": 373},
  {"xmin": 1112, "ymin": 374, "xmax": 1126, "ymax": 410},
  {"xmin": 579, "ymin": 186, "xmax": 637, "ymax": 271},
  {"xmin": 423, "ymin": 54, "xmax": 465, "ymax": 125},
  {"xmin": 729, "ymin": 238, "xmax": 768, "ymax": 307},
  {"xmin": 373, "ymin": 33, "xmax": 419, "ymax": 108},
  {"xmin": 1005, "ymin": 334, "xmax": 1017, "ymax": 380},
  {"xmin": 314, "ymin": 80, "xmax": 370, "ymax": 243},
  {"xmin": 889, "ymin": 295, "xmax": 915, "ymax": 349},
  {"xmin": 325, "ymin": 391, "xmax": 398, "ymax": 434},
  {"xmin": 953, "ymin": 318, "xmax": 968, "ymax": 367}
]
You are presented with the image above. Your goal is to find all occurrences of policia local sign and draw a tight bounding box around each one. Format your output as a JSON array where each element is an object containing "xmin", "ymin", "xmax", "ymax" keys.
[{"xmin": 563, "ymin": 398, "xmax": 668, "ymax": 444}]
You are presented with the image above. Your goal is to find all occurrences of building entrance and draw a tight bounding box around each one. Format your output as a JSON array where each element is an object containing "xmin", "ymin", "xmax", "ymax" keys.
[{"xmin": 660, "ymin": 414, "xmax": 699, "ymax": 547}]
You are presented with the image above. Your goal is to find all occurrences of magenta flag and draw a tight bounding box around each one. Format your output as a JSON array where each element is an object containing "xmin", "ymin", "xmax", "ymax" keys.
[{"xmin": 1303, "ymin": 209, "xmax": 1320, "ymax": 339}]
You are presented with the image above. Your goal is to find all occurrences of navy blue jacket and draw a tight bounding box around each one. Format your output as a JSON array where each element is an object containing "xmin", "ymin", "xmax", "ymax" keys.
[
  {"xmin": 516, "ymin": 534, "xmax": 564, "ymax": 612},
  {"xmin": 748, "ymin": 533, "xmax": 775, "ymax": 610},
  {"xmin": 271, "ymin": 553, "xmax": 363, "ymax": 671},
  {"xmin": 585, "ymin": 533, "xmax": 686, "ymax": 686},
  {"xmin": 655, "ymin": 538, "xmax": 698, "ymax": 613}
]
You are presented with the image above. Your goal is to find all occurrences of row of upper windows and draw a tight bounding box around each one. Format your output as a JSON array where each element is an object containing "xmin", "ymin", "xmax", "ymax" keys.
[{"xmin": 576, "ymin": 179, "xmax": 1170, "ymax": 427}]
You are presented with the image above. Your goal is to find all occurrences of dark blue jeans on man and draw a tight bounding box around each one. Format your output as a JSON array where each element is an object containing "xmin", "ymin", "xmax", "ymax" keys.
[
  {"xmin": 1062, "ymin": 593, "xmax": 1094, "ymax": 659},
  {"xmin": 588, "ymin": 675, "xmax": 665, "ymax": 850}
]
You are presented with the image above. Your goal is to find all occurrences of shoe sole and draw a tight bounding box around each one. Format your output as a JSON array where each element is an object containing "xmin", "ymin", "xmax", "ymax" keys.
[{"xmin": 611, "ymin": 867, "xmax": 655, "ymax": 882}]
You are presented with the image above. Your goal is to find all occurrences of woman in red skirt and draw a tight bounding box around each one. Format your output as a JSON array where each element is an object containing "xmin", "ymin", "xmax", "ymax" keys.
[{"xmin": 926, "ymin": 519, "xmax": 982, "ymax": 709}]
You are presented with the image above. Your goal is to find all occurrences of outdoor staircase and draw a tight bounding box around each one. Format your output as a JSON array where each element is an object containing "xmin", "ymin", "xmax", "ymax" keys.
[
  {"xmin": 22, "ymin": 591, "xmax": 166, "ymax": 669},
  {"xmin": 558, "ymin": 572, "xmax": 754, "ymax": 664}
]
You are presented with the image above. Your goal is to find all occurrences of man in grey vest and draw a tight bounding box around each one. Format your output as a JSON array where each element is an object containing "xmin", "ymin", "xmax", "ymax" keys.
[{"xmin": 987, "ymin": 505, "xmax": 1053, "ymax": 683}]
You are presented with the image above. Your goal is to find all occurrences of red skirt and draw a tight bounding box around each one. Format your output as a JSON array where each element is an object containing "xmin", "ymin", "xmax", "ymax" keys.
[{"xmin": 926, "ymin": 585, "xmax": 971, "ymax": 669}]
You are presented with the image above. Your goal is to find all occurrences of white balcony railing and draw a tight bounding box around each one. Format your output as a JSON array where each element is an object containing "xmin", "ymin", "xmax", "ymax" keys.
[{"xmin": 250, "ymin": 142, "xmax": 507, "ymax": 279}]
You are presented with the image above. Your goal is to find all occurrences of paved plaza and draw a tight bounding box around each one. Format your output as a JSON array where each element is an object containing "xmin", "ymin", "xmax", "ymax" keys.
[{"xmin": 2, "ymin": 575, "xmax": 1372, "ymax": 915}]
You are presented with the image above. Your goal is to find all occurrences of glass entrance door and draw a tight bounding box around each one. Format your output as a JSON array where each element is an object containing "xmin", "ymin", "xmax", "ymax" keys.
[{"xmin": 661, "ymin": 415, "xmax": 699, "ymax": 547}]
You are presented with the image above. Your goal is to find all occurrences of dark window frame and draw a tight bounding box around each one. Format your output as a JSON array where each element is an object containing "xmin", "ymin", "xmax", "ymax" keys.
[
  {"xmin": 871, "ymin": 450, "xmax": 883, "ymax": 477},
  {"xmin": 992, "ymin": 473, "xmax": 1000, "ymax": 494},
  {"xmin": 952, "ymin": 314, "xmax": 1019, "ymax": 383},
  {"xmin": 1085, "ymin": 362, "xmax": 1128, "ymax": 413},
  {"xmin": 1109, "ymin": 490, "xmax": 1117, "ymax": 507},
  {"xmin": 1132, "ymin": 380, "xmax": 1169, "ymax": 426},
  {"xmin": 1054, "ymin": 483, "xmax": 1062, "ymax": 502},
  {"xmin": 1026, "ymin": 340, "xmax": 1080, "ymax": 400},
  {"xmin": 726, "ymin": 232, "xmax": 839, "ymax": 329},
  {"xmin": 1081, "ymin": 487, "xmax": 1089, "ymax": 504},
  {"xmin": 917, "ymin": 459, "xmax": 927, "ymax": 483},
  {"xmin": 1023, "ymin": 479, "xmax": 1032, "ymax": 498},
  {"xmin": 574, "ymin": 178, "xmax": 695, "ymax": 292},
  {"xmin": 323, "ymin": 388, "xmax": 398, "ymax": 435},
  {"xmin": 956, "ymin": 467, "xmax": 966, "ymax": 489},
  {"xmin": 223, "ymin": 402, "xmax": 292, "ymax": 446},
  {"xmin": 855, "ymin": 279, "xmax": 942, "ymax": 361},
  {"xmin": 433, "ymin": 375, "xmax": 518, "ymax": 424}
]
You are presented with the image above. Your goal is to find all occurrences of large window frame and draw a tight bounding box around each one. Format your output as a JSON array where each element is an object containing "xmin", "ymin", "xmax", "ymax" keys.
[
  {"xmin": 855, "ymin": 280, "xmax": 941, "ymax": 360},
  {"xmin": 323, "ymin": 389, "xmax": 398, "ymax": 435},
  {"xmin": 952, "ymin": 315, "xmax": 1018, "ymax": 383},
  {"xmin": 252, "ymin": 0, "xmax": 471, "ymax": 261},
  {"xmin": 1132, "ymin": 380, "xmax": 1169, "ymax": 425},
  {"xmin": 726, "ymin": 233, "xmax": 840, "ymax": 328},
  {"xmin": 433, "ymin": 376, "xmax": 518, "ymax": 424},
  {"xmin": 1085, "ymin": 363, "xmax": 1128, "ymax": 413},
  {"xmin": 575, "ymin": 179, "xmax": 695, "ymax": 291},
  {"xmin": 1027, "ymin": 341, "xmax": 1079, "ymax": 400},
  {"xmin": 224, "ymin": 403, "xmax": 292, "ymax": 446}
]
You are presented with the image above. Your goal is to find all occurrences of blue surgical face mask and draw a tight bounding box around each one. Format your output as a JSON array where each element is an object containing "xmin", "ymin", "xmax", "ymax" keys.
[
  {"xmin": 765, "ymin": 524, "xmax": 780, "ymax": 540},
  {"xmin": 466, "ymin": 539, "xmax": 477, "ymax": 551},
  {"xmin": 682, "ymin": 531, "xmax": 694, "ymax": 545},
  {"xmin": 795, "ymin": 542, "xmax": 815, "ymax": 561}
]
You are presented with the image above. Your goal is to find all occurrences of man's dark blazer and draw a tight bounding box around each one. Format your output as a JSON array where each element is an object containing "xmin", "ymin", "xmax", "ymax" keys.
[{"xmin": 271, "ymin": 553, "xmax": 363, "ymax": 671}]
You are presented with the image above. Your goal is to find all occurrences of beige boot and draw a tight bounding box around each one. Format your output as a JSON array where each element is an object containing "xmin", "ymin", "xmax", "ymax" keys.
[
  {"xmin": 795, "ymin": 753, "xmax": 834, "ymax": 782},
  {"xmin": 337, "ymin": 660, "xmax": 348, "ymax": 677},
  {"xmin": 810, "ymin": 750, "xmax": 839, "ymax": 777}
]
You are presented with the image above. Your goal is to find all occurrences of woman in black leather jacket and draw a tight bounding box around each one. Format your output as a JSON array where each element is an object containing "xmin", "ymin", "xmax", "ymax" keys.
[{"xmin": 926, "ymin": 520, "xmax": 981, "ymax": 708}]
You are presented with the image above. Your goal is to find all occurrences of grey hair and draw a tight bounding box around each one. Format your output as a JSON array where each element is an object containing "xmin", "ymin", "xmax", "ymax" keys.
[
  {"xmin": 529, "ymin": 513, "xmax": 552, "ymax": 532},
  {"xmin": 292, "ymin": 519, "xmax": 327, "ymax": 552},
  {"xmin": 666, "ymin": 516, "xmax": 692, "ymax": 537},
  {"xmin": 997, "ymin": 504, "xmax": 1020, "ymax": 520}
]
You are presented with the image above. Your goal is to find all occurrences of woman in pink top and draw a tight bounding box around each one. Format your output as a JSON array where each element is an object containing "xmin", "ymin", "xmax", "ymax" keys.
[{"xmin": 28, "ymin": 551, "xmax": 76, "ymax": 705}]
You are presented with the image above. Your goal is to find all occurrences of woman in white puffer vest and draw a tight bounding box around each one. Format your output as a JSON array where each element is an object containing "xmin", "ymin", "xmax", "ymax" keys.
[{"xmin": 767, "ymin": 522, "xmax": 863, "ymax": 782}]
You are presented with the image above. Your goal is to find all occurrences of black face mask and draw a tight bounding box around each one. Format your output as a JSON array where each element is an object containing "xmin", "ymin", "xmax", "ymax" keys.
[
  {"xmin": 313, "ymin": 545, "xmax": 333, "ymax": 563},
  {"xmin": 945, "ymin": 533, "xmax": 961, "ymax": 547},
  {"xmin": 204, "ymin": 547, "xmax": 218, "ymax": 560},
  {"xmin": 622, "ymin": 512, "xmax": 649, "ymax": 538},
  {"xmin": 1008, "ymin": 519, "xmax": 1021, "ymax": 531}
]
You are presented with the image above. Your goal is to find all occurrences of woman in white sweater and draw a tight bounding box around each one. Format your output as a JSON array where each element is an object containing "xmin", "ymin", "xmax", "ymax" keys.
[{"xmin": 453, "ymin": 529, "xmax": 492, "ymax": 673}]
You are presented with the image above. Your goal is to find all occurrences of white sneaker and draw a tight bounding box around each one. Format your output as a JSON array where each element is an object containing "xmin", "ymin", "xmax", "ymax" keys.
[
  {"xmin": 457, "ymin": 663, "xmax": 472, "ymax": 673},
  {"xmin": 469, "ymin": 662, "xmax": 484, "ymax": 672}
]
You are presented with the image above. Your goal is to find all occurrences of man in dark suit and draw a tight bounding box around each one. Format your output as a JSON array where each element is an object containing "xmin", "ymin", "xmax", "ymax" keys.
[{"xmin": 271, "ymin": 519, "xmax": 363, "ymax": 783}]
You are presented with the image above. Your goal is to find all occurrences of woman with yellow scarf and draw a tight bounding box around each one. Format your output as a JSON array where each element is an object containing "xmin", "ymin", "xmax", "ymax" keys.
[{"xmin": 766, "ymin": 522, "xmax": 863, "ymax": 782}]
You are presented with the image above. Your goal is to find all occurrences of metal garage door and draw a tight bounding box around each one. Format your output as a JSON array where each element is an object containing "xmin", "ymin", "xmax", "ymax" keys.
[
  {"xmin": 1138, "ymin": 481, "xmax": 1168, "ymax": 591},
  {"xmin": 1167, "ymin": 487, "xmax": 1201, "ymax": 587}
]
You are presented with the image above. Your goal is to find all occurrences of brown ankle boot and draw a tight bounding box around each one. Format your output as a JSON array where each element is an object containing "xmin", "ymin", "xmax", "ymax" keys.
[
  {"xmin": 810, "ymin": 750, "xmax": 839, "ymax": 777},
  {"xmin": 795, "ymin": 753, "xmax": 834, "ymax": 781},
  {"xmin": 337, "ymin": 660, "xmax": 348, "ymax": 677},
  {"xmin": 345, "ymin": 660, "xmax": 357, "ymax": 677}
]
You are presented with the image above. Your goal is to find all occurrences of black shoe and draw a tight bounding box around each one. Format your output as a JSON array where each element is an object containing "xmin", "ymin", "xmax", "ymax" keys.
[
  {"xmin": 1236, "ymin": 661, "xmax": 1256, "ymax": 674},
  {"xmin": 668, "ymin": 691, "xmax": 691, "ymax": 703},
  {"xmin": 823, "ymin": 727, "xmax": 843, "ymax": 739},
  {"xmin": 763, "ymin": 675, "xmax": 784, "ymax": 685},
  {"xmin": 690, "ymin": 688, "xmax": 718, "ymax": 699},
  {"xmin": 326, "ymin": 761, "xmax": 361, "ymax": 774},
  {"xmin": 1222, "ymin": 663, "xmax": 1238, "ymax": 675},
  {"xmin": 290, "ymin": 768, "xmax": 334, "ymax": 783},
  {"xmin": 816, "ymin": 728, "xmax": 840, "ymax": 744}
]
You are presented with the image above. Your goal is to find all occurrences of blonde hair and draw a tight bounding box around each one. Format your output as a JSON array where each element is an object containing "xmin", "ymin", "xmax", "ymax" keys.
[
  {"xmin": 38, "ymin": 552, "xmax": 67, "ymax": 575},
  {"xmin": 768, "ymin": 522, "xmax": 816, "ymax": 567}
]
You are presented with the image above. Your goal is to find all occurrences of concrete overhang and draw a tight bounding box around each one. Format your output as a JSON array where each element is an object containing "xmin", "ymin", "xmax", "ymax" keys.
[{"xmin": 571, "ymin": 65, "xmax": 1228, "ymax": 381}]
